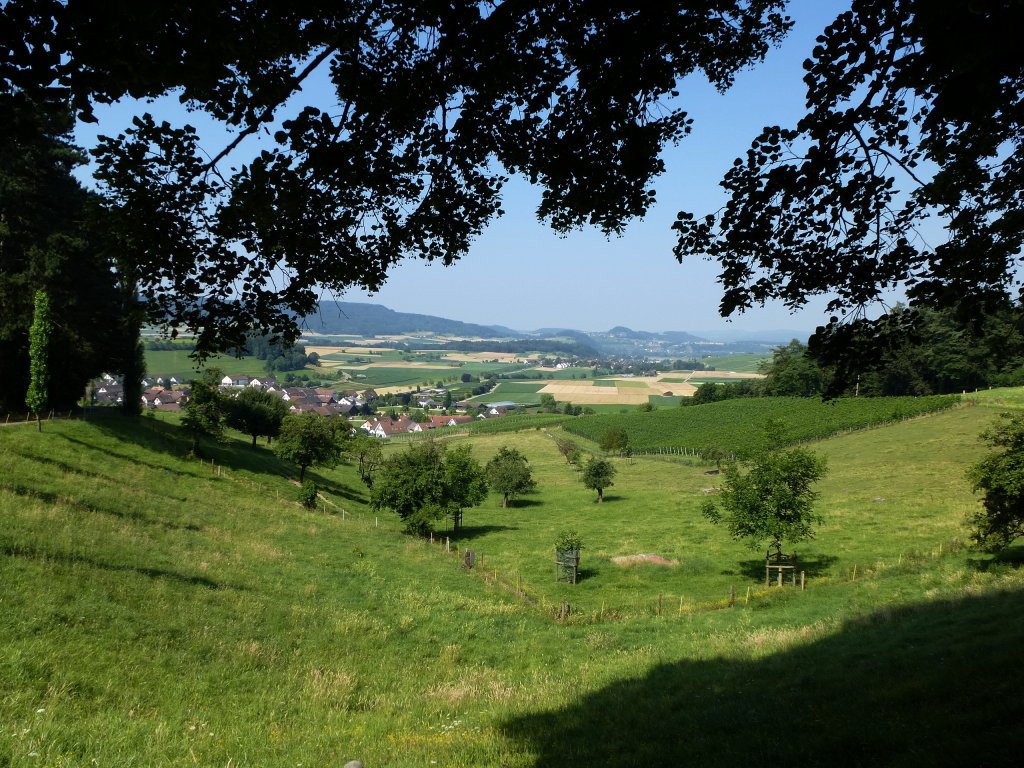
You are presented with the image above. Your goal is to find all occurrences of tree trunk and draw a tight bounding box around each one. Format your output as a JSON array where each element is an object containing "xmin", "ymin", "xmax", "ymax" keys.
[
  {"xmin": 502, "ymin": 493, "xmax": 509, "ymax": 508},
  {"xmin": 252, "ymin": 433, "xmax": 258, "ymax": 448},
  {"xmin": 36, "ymin": 413, "xmax": 42, "ymax": 432},
  {"xmin": 597, "ymin": 487, "xmax": 603, "ymax": 502},
  {"xmin": 299, "ymin": 464, "xmax": 306, "ymax": 482},
  {"xmin": 119, "ymin": 286, "xmax": 144, "ymax": 417}
]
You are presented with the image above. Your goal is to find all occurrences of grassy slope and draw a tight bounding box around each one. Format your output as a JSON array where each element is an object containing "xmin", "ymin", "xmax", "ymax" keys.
[{"xmin": 2, "ymin": 400, "xmax": 1023, "ymax": 766}]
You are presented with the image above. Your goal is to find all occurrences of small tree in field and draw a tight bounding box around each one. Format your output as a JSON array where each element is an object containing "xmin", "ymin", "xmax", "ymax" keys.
[
  {"xmin": 486, "ymin": 446, "xmax": 537, "ymax": 508},
  {"xmin": 582, "ymin": 456, "xmax": 616, "ymax": 502},
  {"xmin": 26, "ymin": 289, "xmax": 51, "ymax": 431},
  {"xmin": 702, "ymin": 445, "xmax": 827, "ymax": 561},
  {"xmin": 225, "ymin": 387, "xmax": 288, "ymax": 447},
  {"xmin": 371, "ymin": 440, "xmax": 487, "ymax": 534},
  {"xmin": 600, "ymin": 427, "xmax": 629, "ymax": 454},
  {"xmin": 274, "ymin": 412, "xmax": 343, "ymax": 482},
  {"xmin": 345, "ymin": 432, "xmax": 384, "ymax": 487},
  {"xmin": 967, "ymin": 412, "xmax": 1024, "ymax": 551},
  {"xmin": 181, "ymin": 370, "xmax": 227, "ymax": 455}
]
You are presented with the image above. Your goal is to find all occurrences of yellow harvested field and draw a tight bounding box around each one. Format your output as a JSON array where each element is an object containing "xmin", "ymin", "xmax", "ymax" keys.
[
  {"xmin": 536, "ymin": 379, "xmax": 696, "ymax": 403},
  {"xmin": 433, "ymin": 352, "xmax": 530, "ymax": 363},
  {"xmin": 680, "ymin": 370, "xmax": 765, "ymax": 380},
  {"xmin": 373, "ymin": 385, "xmax": 420, "ymax": 395},
  {"xmin": 538, "ymin": 384, "xmax": 607, "ymax": 396},
  {"xmin": 663, "ymin": 383, "xmax": 697, "ymax": 396},
  {"xmin": 558, "ymin": 391, "xmax": 651, "ymax": 404}
]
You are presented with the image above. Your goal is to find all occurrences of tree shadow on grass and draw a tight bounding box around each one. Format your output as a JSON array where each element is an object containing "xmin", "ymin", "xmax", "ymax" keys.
[
  {"xmin": 724, "ymin": 554, "xmax": 839, "ymax": 581},
  {"xmin": 506, "ymin": 497, "xmax": 544, "ymax": 509},
  {"xmin": 57, "ymin": 432, "xmax": 197, "ymax": 478},
  {"xmin": 967, "ymin": 544, "xmax": 1024, "ymax": 572},
  {"xmin": 86, "ymin": 412, "xmax": 286, "ymax": 478},
  {"xmin": 306, "ymin": 474, "xmax": 368, "ymax": 505},
  {"xmin": 2, "ymin": 543, "xmax": 232, "ymax": 590},
  {"xmin": 502, "ymin": 589, "xmax": 1024, "ymax": 767},
  {"xmin": 0, "ymin": 482, "xmax": 203, "ymax": 532},
  {"xmin": 450, "ymin": 524, "xmax": 519, "ymax": 541},
  {"xmin": 595, "ymin": 494, "xmax": 623, "ymax": 503},
  {"xmin": 6, "ymin": 452, "xmax": 191, "ymax": 503}
]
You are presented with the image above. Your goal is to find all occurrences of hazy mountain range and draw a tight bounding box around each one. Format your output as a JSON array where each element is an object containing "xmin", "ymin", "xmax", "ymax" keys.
[{"xmin": 300, "ymin": 301, "xmax": 806, "ymax": 357}]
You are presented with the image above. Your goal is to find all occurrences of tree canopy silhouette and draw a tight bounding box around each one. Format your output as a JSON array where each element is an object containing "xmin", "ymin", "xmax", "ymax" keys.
[
  {"xmin": 4, "ymin": 0, "xmax": 790, "ymax": 353},
  {"xmin": 674, "ymin": 0, "xmax": 1024, "ymax": 392}
]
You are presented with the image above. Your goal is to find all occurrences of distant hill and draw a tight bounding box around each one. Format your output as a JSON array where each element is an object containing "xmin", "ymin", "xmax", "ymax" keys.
[
  {"xmin": 604, "ymin": 326, "xmax": 706, "ymax": 343},
  {"xmin": 297, "ymin": 301, "xmax": 787, "ymax": 358},
  {"xmin": 301, "ymin": 301, "xmax": 508, "ymax": 338}
]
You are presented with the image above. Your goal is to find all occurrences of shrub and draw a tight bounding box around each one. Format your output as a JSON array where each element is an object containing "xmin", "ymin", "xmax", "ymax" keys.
[
  {"xmin": 555, "ymin": 529, "xmax": 584, "ymax": 552},
  {"xmin": 298, "ymin": 481, "xmax": 318, "ymax": 509}
]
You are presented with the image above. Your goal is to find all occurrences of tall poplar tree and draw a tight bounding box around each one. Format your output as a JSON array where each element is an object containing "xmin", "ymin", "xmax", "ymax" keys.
[{"xmin": 25, "ymin": 289, "xmax": 51, "ymax": 431}]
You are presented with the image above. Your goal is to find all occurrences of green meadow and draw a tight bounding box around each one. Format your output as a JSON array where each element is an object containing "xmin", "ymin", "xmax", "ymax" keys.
[
  {"xmin": 2, "ymin": 394, "xmax": 1024, "ymax": 766},
  {"xmin": 143, "ymin": 349, "xmax": 265, "ymax": 381},
  {"xmin": 701, "ymin": 352, "xmax": 768, "ymax": 373}
]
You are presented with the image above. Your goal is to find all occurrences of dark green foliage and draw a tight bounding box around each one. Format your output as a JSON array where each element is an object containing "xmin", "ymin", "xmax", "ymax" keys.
[
  {"xmin": 345, "ymin": 433, "xmax": 383, "ymax": 487},
  {"xmin": 844, "ymin": 304, "xmax": 1024, "ymax": 397},
  {"xmin": 486, "ymin": 447, "xmax": 537, "ymax": 508},
  {"xmin": 0, "ymin": 86, "xmax": 136, "ymax": 413},
  {"xmin": 599, "ymin": 427, "xmax": 630, "ymax": 454},
  {"xmin": 582, "ymin": 457, "xmax": 616, "ymax": 502},
  {"xmin": 370, "ymin": 441, "xmax": 487, "ymax": 534},
  {"xmin": 759, "ymin": 340, "xmax": 822, "ymax": 397},
  {"xmin": 242, "ymin": 334, "xmax": 312, "ymax": 373},
  {"xmin": 225, "ymin": 388, "xmax": 288, "ymax": 447},
  {"xmin": 273, "ymin": 413, "xmax": 343, "ymax": 483},
  {"xmin": 967, "ymin": 413, "xmax": 1024, "ymax": 551},
  {"xmin": 298, "ymin": 481, "xmax": 318, "ymax": 509},
  {"xmin": 702, "ymin": 444, "xmax": 827, "ymax": 560},
  {"xmin": 554, "ymin": 530, "xmax": 583, "ymax": 552},
  {"xmin": 25, "ymin": 290, "xmax": 51, "ymax": 429},
  {"xmin": 180, "ymin": 370, "xmax": 227, "ymax": 455}
]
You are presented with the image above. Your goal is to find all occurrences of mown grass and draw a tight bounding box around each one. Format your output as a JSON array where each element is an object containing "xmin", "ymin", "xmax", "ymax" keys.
[{"xmin": 2, "ymin": 397, "xmax": 1022, "ymax": 766}]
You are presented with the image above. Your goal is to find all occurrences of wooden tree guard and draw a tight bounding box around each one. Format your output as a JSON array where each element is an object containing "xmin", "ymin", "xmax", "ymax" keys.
[
  {"xmin": 765, "ymin": 552, "xmax": 797, "ymax": 587},
  {"xmin": 555, "ymin": 549, "xmax": 579, "ymax": 584}
]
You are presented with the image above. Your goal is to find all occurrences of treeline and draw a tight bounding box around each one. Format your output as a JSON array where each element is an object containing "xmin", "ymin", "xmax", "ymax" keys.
[
  {"xmin": 240, "ymin": 335, "xmax": 316, "ymax": 373},
  {"xmin": 1, "ymin": 100, "xmax": 140, "ymax": 414},
  {"xmin": 690, "ymin": 304, "xmax": 1024, "ymax": 404}
]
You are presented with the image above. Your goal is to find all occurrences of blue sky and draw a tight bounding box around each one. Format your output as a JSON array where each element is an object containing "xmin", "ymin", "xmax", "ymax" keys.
[{"xmin": 75, "ymin": 1, "xmax": 867, "ymax": 337}]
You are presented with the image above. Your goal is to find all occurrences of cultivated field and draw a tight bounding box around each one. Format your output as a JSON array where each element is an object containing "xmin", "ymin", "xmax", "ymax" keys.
[
  {"xmin": 563, "ymin": 395, "xmax": 960, "ymax": 456},
  {"xmin": 537, "ymin": 376, "xmax": 693, "ymax": 405}
]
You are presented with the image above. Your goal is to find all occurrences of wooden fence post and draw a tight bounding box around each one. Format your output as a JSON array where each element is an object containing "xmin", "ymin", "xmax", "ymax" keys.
[
  {"xmin": 800, "ymin": 571, "xmax": 806, "ymax": 591},
  {"xmin": 729, "ymin": 584, "xmax": 736, "ymax": 607}
]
